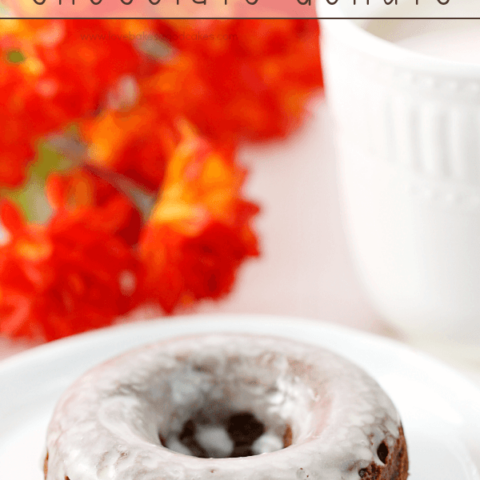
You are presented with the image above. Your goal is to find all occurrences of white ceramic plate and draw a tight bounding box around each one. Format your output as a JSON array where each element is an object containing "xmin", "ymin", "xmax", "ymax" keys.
[{"xmin": 1, "ymin": 314, "xmax": 480, "ymax": 479}]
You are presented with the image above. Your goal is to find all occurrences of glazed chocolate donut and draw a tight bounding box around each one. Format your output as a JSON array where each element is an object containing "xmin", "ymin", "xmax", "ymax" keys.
[{"xmin": 44, "ymin": 334, "xmax": 408, "ymax": 480}]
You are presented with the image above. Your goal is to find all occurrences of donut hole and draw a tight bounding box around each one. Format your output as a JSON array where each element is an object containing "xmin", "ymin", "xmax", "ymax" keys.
[
  {"xmin": 152, "ymin": 350, "xmax": 318, "ymax": 458},
  {"xmin": 377, "ymin": 441, "xmax": 389, "ymax": 464},
  {"xmin": 162, "ymin": 410, "xmax": 279, "ymax": 458},
  {"xmin": 160, "ymin": 406, "xmax": 291, "ymax": 458}
]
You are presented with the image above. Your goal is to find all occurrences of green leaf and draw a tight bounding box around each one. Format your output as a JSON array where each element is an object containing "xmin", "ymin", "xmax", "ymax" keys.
[{"xmin": 1, "ymin": 142, "xmax": 72, "ymax": 223}]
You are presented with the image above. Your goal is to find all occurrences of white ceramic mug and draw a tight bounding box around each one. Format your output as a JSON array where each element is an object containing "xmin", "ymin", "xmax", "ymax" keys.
[{"xmin": 319, "ymin": 2, "xmax": 480, "ymax": 344}]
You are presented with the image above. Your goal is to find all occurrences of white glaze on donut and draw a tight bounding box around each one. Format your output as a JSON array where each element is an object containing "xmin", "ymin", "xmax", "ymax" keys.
[{"xmin": 44, "ymin": 334, "xmax": 401, "ymax": 480}]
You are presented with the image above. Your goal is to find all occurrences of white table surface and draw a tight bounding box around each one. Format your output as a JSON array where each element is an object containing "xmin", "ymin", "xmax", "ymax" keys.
[{"xmin": 1, "ymin": 99, "xmax": 480, "ymax": 390}]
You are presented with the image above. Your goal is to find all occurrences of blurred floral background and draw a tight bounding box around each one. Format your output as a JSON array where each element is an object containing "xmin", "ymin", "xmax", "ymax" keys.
[{"xmin": 0, "ymin": 19, "xmax": 323, "ymax": 341}]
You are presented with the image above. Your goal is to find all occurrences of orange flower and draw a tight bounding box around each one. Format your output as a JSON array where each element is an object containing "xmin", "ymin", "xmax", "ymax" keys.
[
  {"xmin": 0, "ymin": 199, "xmax": 139, "ymax": 341},
  {"xmin": 139, "ymin": 124, "xmax": 259, "ymax": 312},
  {"xmin": 78, "ymin": 19, "xmax": 322, "ymax": 190},
  {"xmin": 79, "ymin": 99, "xmax": 181, "ymax": 192}
]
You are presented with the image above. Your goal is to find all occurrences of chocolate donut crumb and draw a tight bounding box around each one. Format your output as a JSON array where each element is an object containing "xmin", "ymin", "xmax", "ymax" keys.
[{"xmin": 283, "ymin": 425, "xmax": 293, "ymax": 448}]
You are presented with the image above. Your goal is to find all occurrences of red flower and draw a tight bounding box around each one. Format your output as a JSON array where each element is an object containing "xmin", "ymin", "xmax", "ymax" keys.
[
  {"xmin": 0, "ymin": 58, "xmax": 42, "ymax": 187},
  {"xmin": 180, "ymin": 220, "xmax": 257, "ymax": 301},
  {"xmin": 150, "ymin": 19, "xmax": 323, "ymax": 144},
  {"xmin": 139, "ymin": 124, "xmax": 259, "ymax": 312},
  {"xmin": 46, "ymin": 168, "xmax": 142, "ymax": 246},
  {"xmin": 0, "ymin": 20, "xmax": 145, "ymax": 187},
  {"xmin": 0, "ymin": 19, "xmax": 323, "ymax": 341},
  {"xmin": 1, "ymin": 20, "xmax": 144, "ymax": 119},
  {"xmin": 0, "ymin": 200, "xmax": 139, "ymax": 341}
]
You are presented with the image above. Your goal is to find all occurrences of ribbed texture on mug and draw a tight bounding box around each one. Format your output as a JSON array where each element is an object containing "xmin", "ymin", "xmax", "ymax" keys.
[{"xmin": 323, "ymin": 37, "xmax": 480, "ymax": 186}]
